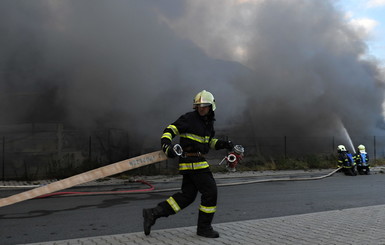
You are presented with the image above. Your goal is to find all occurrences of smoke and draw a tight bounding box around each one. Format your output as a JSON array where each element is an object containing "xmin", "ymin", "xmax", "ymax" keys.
[
  {"xmin": 0, "ymin": 0, "xmax": 384, "ymax": 148},
  {"xmin": 161, "ymin": 0, "xmax": 385, "ymax": 137}
]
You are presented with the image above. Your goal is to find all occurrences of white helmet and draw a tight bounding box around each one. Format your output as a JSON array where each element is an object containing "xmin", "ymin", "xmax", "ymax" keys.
[
  {"xmin": 193, "ymin": 90, "xmax": 216, "ymax": 111},
  {"xmin": 358, "ymin": 144, "xmax": 366, "ymax": 153},
  {"xmin": 337, "ymin": 145, "xmax": 346, "ymax": 152}
]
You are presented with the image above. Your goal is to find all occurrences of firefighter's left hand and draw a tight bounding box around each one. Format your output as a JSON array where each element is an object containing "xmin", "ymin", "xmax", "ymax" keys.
[
  {"xmin": 224, "ymin": 141, "xmax": 234, "ymax": 150},
  {"xmin": 217, "ymin": 140, "xmax": 233, "ymax": 150}
]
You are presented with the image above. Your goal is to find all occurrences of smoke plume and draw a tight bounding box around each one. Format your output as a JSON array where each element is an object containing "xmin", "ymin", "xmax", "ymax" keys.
[{"xmin": 0, "ymin": 0, "xmax": 384, "ymax": 149}]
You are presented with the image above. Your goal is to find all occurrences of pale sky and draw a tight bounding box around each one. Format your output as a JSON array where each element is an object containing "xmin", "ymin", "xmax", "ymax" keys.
[{"xmin": 337, "ymin": 0, "xmax": 385, "ymax": 65}]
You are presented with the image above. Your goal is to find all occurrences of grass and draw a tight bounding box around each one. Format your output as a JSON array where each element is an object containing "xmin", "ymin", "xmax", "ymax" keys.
[
  {"xmin": 34, "ymin": 153, "xmax": 385, "ymax": 180},
  {"xmin": 202, "ymin": 153, "xmax": 385, "ymax": 174}
]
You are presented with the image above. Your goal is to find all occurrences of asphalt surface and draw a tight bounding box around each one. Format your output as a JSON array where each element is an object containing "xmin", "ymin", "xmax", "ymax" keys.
[{"xmin": 2, "ymin": 167, "xmax": 385, "ymax": 245}]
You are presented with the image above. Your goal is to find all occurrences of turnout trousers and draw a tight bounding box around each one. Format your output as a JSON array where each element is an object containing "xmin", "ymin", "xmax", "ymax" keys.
[{"xmin": 158, "ymin": 171, "xmax": 218, "ymax": 230}]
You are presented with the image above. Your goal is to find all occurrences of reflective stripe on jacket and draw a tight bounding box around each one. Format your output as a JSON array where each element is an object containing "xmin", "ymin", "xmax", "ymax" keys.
[
  {"xmin": 161, "ymin": 110, "xmax": 219, "ymax": 173},
  {"xmin": 179, "ymin": 161, "xmax": 210, "ymax": 171},
  {"xmin": 337, "ymin": 152, "xmax": 356, "ymax": 168}
]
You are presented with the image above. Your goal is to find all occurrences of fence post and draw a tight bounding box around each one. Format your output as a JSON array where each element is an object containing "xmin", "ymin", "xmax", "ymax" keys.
[
  {"xmin": 2, "ymin": 136, "xmax": 4, "ymax": 181},
  {"xmin": 89, "ymin": 136, "xmax": 92, "ymax": 160},
  {"xmin": 374, "ymin": 135, "xmax": 376, "ymax": 161},
  {"xmin": 57, "ymin": 124, "xmax": 63, "ymax": 163}
]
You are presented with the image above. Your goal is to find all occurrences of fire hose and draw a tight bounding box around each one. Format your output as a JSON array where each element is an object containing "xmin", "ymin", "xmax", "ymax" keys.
[
  {"xmin": 34, "ymin": 180, "xmax": 154, "ymax": 198},
  {"xmin": 0, "ymin": 180, "xmax": 155, "ymax": 198},
  {"xmin": 0, "ymin": 143, "xmax": 342, "ymax": 198},
  {"xmin": 147, "ymin": 167, "xmax": 343, "ymax": 193},
  {"xmin": 1, "ymin": 168, "xmax": 342, "ymax": 198}
]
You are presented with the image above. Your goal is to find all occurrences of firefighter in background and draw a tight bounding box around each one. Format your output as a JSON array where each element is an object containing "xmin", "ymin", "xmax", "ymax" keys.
[
  {"xmin": 354, "ymin": 144, "xmax": 370, "ymax": 175},
  {"xmin": 337, "ymin": 145, "xmax": 357, "ymax": 176},
  {"xmin": 143, "ymin": 90, "xmax": 234, "ymax": 238}
]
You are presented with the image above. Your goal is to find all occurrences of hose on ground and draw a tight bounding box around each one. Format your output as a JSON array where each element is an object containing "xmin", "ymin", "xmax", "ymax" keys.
[
  {"xmin": 2, "ymin": 168, "xmax": 342, "ymax": 197},
  {"xmin": 33, "ymin": 179, "xmax": 154, "ymax": 198},
  {"xmin": 149, "ymin": 167, "xmax": 343, "ymax": 193}
]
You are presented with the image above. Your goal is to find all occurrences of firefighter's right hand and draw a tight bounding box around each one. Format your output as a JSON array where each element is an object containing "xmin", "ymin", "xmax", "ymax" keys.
[{"xmin": 162, "ymin": 143, "xmax": 178, "ymax": 158}]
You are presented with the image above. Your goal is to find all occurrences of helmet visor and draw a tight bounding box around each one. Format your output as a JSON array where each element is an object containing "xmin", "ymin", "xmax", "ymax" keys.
[{"xmin": 194, "ymin": 103, "xmax": 211, "ymax": 107}]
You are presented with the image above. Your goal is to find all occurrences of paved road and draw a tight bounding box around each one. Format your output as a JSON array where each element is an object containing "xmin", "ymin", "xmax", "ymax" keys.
[
  {"xmin": 2, "ymin": 168, "xmax": 385, "ymax": 244},
  {"xmin": 25, "ymin": 204, "xmax": 385, "ymax": 245}
]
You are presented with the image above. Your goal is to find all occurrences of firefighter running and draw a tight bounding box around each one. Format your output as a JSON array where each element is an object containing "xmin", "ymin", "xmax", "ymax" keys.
[{"xmin": 143, "ymin": 90, "xmax": 235, "ymax": 238}]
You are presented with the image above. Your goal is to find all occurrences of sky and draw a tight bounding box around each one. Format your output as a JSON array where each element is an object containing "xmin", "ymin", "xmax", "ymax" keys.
[{"xmin": 337, "ymin": 0, "xmax": 385, "ymax": 66}]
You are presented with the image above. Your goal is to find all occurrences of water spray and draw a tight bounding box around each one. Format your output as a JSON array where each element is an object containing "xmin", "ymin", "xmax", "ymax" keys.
[
  {"xmin": 336, "ymin": 117, "xmax": 356, "ymax": 153},
  {"xmin": 340, "ymin": 126, "xmax": 356, "ymax": 154}
]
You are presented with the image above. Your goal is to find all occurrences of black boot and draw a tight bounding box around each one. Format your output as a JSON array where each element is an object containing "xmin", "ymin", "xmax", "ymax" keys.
[
  {"xmin": 143, "ymin": 206, "xmax": 165, "ymax": 236},
  {"xmin": 197, "ymin": 227, "xmax": 220, "ymax": 238},
  {"xmin": 197, "ymin": 211, "xmax": 219, "ymax": 238}
]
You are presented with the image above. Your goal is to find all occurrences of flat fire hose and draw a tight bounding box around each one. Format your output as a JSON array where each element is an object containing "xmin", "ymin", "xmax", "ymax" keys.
[{"xmin": 0, "ymin": 150, "xmax": 167, "ymax": 208}]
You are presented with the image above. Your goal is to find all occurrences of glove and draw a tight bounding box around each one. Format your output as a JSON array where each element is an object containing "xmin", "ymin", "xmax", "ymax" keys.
[
  {"xmin": 162, "ymin": 143, "xmax": 177, "ymax": 158},
  {"xmin": 217, "ymin": 140, "xmax": 234, "ymax": 150},
  {"xmin": 224, "ymin": 141, "xmax": 234, "ymax": 150}
]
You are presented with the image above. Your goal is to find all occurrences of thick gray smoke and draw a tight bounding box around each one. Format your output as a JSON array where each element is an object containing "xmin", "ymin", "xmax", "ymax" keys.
[
  {"xmin": 0, "ymin": 0, "xmax": 384, "ymax": 149},
  {"xmin": 162, "ymin": 0, "xmax": 385, "ymax": 138}
]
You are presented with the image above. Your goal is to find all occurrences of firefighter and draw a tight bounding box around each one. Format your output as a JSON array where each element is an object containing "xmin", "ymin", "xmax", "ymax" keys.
[
  {"xmin": 337, "ymin": 145, "xmax": 357, "ymax": 176},
  {"xmin": 143, "ymin": 90, "xmax": 234, "ymax": 238},
  {"xmin": 354, "ymin": 144, "xmax": 370, "ymax": 175}
]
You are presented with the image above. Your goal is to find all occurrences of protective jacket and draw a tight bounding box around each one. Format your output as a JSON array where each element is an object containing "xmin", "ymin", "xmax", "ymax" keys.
[
  {"xmin": 337, "ymin": 152, "xmax": 355, "ymax": 168},
  {"xmin": 161, "ymin": 110, "xmax": 224, "ymax": 173},
  {"xmin": 354, "ymin": 152, "xmax": 369, "ymax": 167}
]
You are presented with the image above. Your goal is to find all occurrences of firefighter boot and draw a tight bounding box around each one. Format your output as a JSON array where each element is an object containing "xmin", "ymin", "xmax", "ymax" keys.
[
  {"xmin": 143, "ymin": 205, "xmax": 165, "ymax": 235},
  {"xmin": 197, "ymin": 211, "xmax": 219, "ymax": 238}
]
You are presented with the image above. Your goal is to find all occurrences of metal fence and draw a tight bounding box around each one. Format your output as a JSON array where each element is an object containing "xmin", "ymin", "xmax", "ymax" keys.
[
  {"xmin": 0, "ymin": 123, "xmax": 384, "ymax": 180},
  {"xmin": 238, "ymin": 135, "xmax": 385, "ymax": 159},
  {"xmin": 0, "ymin": 123, "xmax": 134, "ymax": 180}
]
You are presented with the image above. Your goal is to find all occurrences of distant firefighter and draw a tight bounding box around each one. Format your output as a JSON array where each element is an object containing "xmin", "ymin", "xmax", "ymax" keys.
[
  {"xmin": 337, "ymin": 145, "xmax": 357, "ymax": 176},
  {"xmin": 354, "ymin": 144, "xmax": 370, "ymax": 175}
]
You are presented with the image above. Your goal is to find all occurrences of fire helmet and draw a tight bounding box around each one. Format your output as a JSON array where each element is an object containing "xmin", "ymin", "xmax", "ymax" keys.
[
  {"xmin": 193, "ymin": 90, "xmax": 216, "ymax": 111},
  {"xmin": 337, "ymin": 145, "xmax": 346, "ymax": 152},
  {"xmin": 358, "ymin": 144, "xmax": 366, "ymax": 152}
]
